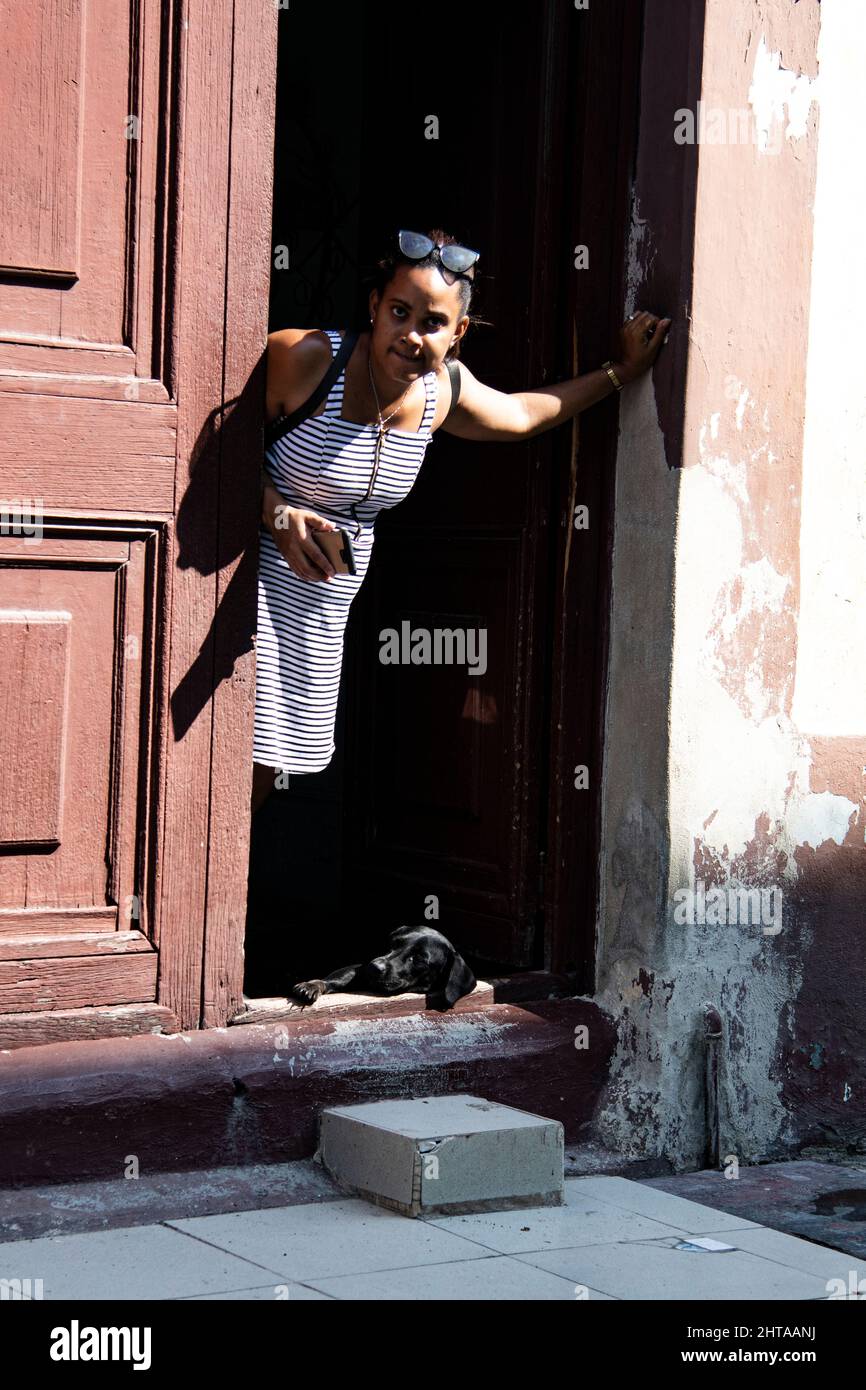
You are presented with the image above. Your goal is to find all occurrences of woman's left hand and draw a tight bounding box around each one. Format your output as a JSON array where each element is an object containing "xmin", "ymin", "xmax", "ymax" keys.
[{"xmin": 614, "ymin": 311, "xmax": 672, "ymax": 384}]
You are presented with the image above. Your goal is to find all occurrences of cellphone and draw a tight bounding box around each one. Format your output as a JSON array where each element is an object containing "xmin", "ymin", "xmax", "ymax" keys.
[{"xmin": 313, "ymin": 527, "xmax": 356, "ymax": 576}]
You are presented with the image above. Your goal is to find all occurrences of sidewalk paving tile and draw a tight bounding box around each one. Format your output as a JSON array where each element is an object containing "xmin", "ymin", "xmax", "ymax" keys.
[
  {"xmin": 0, "ymin": 1223, "xmax": 300, "ymax": 1302},
  {"xmin": 513, "ymin": 1241, "xmax": 831, "ymax": 1300},
  {"xmin": 0, "ymin": 1172, "xmax": 859, "ymax": 1302},
  {"xmin": 675, "ymin": 1224, "xmax": 866, "ymax": 1284},
  {"xmin": 182, "ymin": 1282, "xmax": 336, "ymax": 1300},
  {"xmin": 166, "ymin": 1198, "xmax": 492, "ymax": 1283},
  {"xmin": 424, "ymin": 1181, "xmax": 689, "ymax": 1253},
  {"xmin": 566, "ymin": 1176, "xmax": 763, "ymax": 1232},
  {"xmin": 298, "ymin": 1254, "xmax": 615, "ymax": 1301}
]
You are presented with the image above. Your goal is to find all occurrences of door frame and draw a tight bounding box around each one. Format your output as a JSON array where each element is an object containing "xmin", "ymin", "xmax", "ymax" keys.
[
  {"xmin": 543, "ymin": 0, "xmax": 703, "ymax": 984},
  {"xmin": 221, "ymin": 0, "xmax": 645, "ymax": 1014},
  {"xmin": 167, "ymin": 1, "xmax": 276, "ymax": 1030},
  {"xmin": 530, "ymin": 0, "xmax": 646, "ymax": 983},
  {"xmin": 213, "ymin": 0, "xmax": 701, "ymax": 1022}
]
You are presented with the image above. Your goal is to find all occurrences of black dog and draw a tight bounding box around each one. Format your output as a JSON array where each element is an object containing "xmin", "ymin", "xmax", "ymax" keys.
[{"xmin": 289, "ymin": 926, "xmax": 477, "ymax": 1012}]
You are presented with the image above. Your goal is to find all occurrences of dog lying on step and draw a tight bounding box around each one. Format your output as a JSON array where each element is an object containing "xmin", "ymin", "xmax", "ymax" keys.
[{"xmin": 288, "ymin": 926, "xmax": 477, "ymax": 1012}]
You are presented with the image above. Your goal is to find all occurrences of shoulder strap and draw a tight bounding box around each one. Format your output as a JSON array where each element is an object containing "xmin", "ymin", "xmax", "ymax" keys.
[
  {"xmin": 444, "ymin": 358, "xmax": 461, "ymax": 419},
  {"xmin": 264, "ymin": 330, "xmax": 359, "ymax": 451}
]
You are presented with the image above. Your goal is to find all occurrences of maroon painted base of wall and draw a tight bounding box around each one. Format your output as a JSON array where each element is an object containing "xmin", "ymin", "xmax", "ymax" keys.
[{"xmin": 0, "ymin": 999, "xmax": 616, "ymax": 1188}]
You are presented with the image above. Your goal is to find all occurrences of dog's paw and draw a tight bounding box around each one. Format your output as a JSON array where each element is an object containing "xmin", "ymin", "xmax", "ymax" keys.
[{"xmin": 288, "ymin": 978, "xmax": 327, "ymax": 1006}]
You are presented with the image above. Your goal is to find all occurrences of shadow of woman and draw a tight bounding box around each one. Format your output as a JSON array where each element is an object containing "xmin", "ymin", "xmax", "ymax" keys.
[{"xmin": 168, "ymin": 351, "xmax": 265, "ymax": 744}]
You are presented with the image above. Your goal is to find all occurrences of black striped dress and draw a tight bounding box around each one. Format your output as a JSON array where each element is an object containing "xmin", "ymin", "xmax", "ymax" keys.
[{"xmin": 254, "ymin": 329, "xmax": 439, "ymax": 773}]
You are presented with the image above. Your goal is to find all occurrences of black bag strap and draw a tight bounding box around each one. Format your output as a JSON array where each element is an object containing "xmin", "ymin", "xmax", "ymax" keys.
[
  {"xmin": 264, "ymin": 330, "xmax": 359, "ymax": 451},
  {"xmin": 444, "ymin": 358, "xmax": 461, "ymax": 419}
]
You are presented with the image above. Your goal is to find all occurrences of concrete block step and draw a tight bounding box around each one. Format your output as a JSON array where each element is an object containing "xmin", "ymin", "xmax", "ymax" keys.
[{"xmin": 316, "ymin": 1093, "xmax": 564, "ymax": 1218}]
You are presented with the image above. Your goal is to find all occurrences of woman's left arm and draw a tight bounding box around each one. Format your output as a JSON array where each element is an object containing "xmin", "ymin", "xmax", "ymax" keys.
[{"xmin": 440, "ymin": 311, "xmax": 672, "ymax": 443}]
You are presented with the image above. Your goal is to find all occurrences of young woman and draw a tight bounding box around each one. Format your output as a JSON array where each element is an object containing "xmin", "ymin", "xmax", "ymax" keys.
[{"xmin": 253, "ymin": 228, "xmax": 671, "ymax": 816}]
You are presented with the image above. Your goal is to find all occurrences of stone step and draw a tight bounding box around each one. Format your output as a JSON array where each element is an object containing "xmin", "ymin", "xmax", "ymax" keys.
[
  {"xmin": 0, "ymin": 1000, "xmax": 608, "ymax": 1187},
  {"xmin": 316, "ymin": 1093, "xmax": 565, "ymax": 1218}
]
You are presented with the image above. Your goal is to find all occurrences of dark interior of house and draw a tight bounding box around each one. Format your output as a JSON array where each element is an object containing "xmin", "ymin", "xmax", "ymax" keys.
[{"xmin": 244, "ymin": 0, "xmax": 580, "ymax": 997}]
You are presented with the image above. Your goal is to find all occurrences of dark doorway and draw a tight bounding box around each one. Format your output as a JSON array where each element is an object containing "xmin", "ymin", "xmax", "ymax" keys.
[{"xmin": 245, "ymin": 0, "xmax": 637, "ymax": 998}]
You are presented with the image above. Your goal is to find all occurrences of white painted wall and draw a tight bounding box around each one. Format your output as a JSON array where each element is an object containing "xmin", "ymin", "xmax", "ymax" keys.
[{"xmin": 791, "ymin": 0, "xmax": 866, "ymax": 735}]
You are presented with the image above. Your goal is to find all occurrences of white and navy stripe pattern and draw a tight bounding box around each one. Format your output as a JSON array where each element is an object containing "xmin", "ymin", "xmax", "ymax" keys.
[{"xmin": 254, "ymin": 330, "xmax": 438, "ymax": 773}]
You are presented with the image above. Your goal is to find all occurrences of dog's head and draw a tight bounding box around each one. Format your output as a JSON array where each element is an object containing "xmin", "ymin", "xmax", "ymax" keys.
[{"xmin": 364, "ymin": 926, "xmax": 476, "ymax": 1010}]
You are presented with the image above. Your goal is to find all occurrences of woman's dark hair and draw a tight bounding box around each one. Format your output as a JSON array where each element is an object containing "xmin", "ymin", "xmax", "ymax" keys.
[{"xmin": 363, "ymin": 228, "xmax": 488, "ymax": 362}]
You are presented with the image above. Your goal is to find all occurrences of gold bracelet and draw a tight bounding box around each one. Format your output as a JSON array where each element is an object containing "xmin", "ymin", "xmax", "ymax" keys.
[{"xmin": 602, "ymin": 360, "xmax": 623, "ymax": 392}]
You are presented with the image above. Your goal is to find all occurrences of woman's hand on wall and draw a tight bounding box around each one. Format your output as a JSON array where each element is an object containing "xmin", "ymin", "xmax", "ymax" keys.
[
  {"xmin": 614, "ymin": 311, "xmax": 672, "ymax": 384},
  {"xmin": 262, "ymin": 485, "xmax": 337, "ymax": 581}
]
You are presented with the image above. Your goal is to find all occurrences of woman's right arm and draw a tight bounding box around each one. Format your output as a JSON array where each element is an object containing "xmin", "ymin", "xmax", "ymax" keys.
[
  {"xmin": 261, "ymin": 329, "xmax": 339, "ymax": 582},
  {"xmin": 261, "ymin": 483, "xmax": 339, "ymax": 582}
]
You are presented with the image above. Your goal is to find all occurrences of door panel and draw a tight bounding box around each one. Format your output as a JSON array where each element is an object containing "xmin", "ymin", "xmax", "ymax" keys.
[
  {"xmin": 0, "ymin": 0, "xmax": 170, "ymax": 388},
  {"xmin": 0, "ymin": 526, "xmax": 157, "ymax": 953}
]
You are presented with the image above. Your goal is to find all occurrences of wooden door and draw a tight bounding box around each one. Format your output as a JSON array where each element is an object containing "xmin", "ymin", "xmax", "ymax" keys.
[
  {"xmin": 334, "ymin": 0, "xmax": 644, "ymax": 978},
  {"xmin": 0, "ymin": 0, "xmax": 275, "ymax": 1044},
  {"xmin": 337, "ymin": 2, "xmax": 572, "ymax": 969}
]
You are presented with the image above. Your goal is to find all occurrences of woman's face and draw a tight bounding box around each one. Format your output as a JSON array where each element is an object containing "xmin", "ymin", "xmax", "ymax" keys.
[{"xmin": 369, "ymin": 264, "xmax": 469, "ymax": 383}]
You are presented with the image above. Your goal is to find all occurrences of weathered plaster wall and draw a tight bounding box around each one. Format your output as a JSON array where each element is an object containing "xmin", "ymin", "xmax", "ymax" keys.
[{"xmin": 592, "ymin": 0, "xmax": 865, "ymax": 1167}]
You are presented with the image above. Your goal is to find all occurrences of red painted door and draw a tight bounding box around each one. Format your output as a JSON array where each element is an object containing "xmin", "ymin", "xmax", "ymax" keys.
[{"xmin": 0, "ymin": 0, "xmax": 275, "ymax": 1045}]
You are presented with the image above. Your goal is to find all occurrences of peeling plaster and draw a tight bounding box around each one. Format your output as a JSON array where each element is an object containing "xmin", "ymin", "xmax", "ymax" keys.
[
  {"xmin": 786, "ymin": 789, "xmax": 858, "ymax": 850},
  {"xmin": 624, "ymin": 194, "xmax": 657, "ymax": 318},
  {"xmin": 748, "ymin": 34, "xmax": 819, "ymax": 151},
  {"xmin": 670, "ymin": 433, "xmax": 857, "ymax": 871},
  {"xmin": 675, "ymin": 459, "xmax": 796, "ymax": 725},
  {"xmin": 328, "ymin": 1013, "xmax": 518, "ymax": 1060}
]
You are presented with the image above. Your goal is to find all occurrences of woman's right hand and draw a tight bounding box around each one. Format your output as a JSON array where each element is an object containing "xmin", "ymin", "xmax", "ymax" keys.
[
  {"xmin": 262, "ymin": 484, "xmax": 337, "ymax": 581},
  {"xmin": 614, "ymin": 310, "xmax": 672, "ymax": 383}
]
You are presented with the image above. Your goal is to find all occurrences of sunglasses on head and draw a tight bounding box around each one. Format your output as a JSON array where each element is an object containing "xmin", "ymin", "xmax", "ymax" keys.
[{"xmin": 398, "ymin": 229, "xmax": 480, "ymax": 277}]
